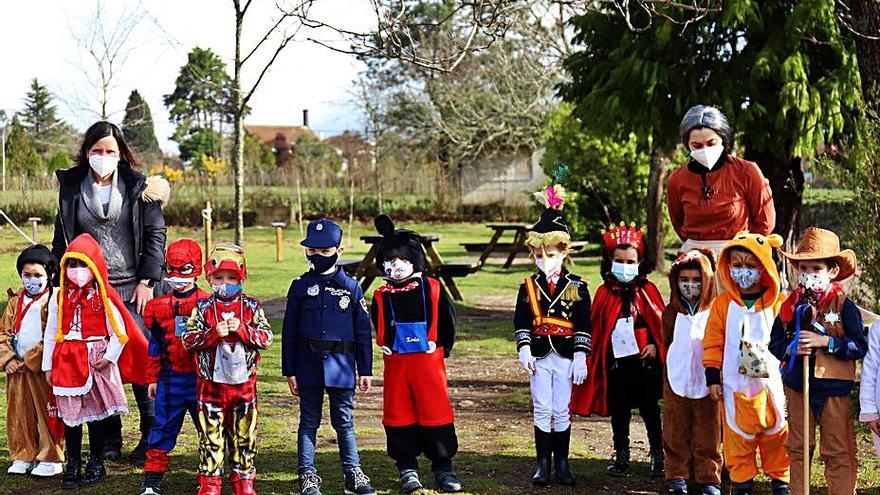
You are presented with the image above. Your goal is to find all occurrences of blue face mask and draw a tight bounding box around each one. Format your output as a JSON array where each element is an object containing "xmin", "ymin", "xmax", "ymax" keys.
[
  {"xmin": 212, "ymin": 283, "xmax": 243, "ymax": 298},
  {"xmin": 730, "ymin": 267, "xmax": 761, "ymax": 289},
  {"xmin": 611, "ymin": 261, "xmax": 639, "ymax": 284}
]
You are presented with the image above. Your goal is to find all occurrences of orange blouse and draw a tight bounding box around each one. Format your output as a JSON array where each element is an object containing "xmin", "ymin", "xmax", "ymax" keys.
[{"xmin": 666, "ymin": 155, "xmax": 775, "ymax": 242}]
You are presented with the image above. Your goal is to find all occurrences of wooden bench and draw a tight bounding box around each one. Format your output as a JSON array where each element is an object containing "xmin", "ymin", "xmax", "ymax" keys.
[
  {"xmin": 338, "ymin": 259, "xmax": 362, "ymax": 276},
  {"xmin": 463, "ymin": 240, "xmax": 588, "ymax": 254},
  {"xmin": 437, "ymin": 260, "xmax": 481, "ymax": 278}
]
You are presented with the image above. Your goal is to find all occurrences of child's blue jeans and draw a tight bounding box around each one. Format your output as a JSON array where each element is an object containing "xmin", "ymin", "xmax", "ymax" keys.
[{"xmin": 297, "ymin": 386, "xmax": 361, "ymax": 474}]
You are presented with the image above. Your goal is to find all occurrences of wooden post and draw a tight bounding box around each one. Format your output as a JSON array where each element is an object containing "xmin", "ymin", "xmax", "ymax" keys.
[
  {"xmin": 348, "ymin": 176, "xmax": 355, "ymax": 248},
  {"xmin": 272, "ymin": 222, "xmax": 286, "ymax": 262},
  {"xmin": 803, "ymin": 357, "xmax": 810, "ymax": 495},
  {"xmin": 202, "ymin": 201, "xmax": 213, "ymax": 254},
  {"xmin": 27, "ymin": 217, "xmax": 40, "ymax": 243}
]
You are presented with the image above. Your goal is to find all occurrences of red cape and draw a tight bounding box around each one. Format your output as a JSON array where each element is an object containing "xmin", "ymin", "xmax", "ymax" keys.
[
  {"xmin": 59, "ymin": 234, "xmax": 150, "ymax": 386},
  {"xmin": 570, "ymin": 279, "xmax": 665, "ymax": 417}
]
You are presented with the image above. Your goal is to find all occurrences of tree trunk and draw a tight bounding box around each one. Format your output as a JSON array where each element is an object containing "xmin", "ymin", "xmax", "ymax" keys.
[
  {"xmin": 744, "ymin": 148, "xmax": 804, "ymax": 289},
  {"xmin": 645, "ymin": 148, "xmax": 670, "ymax": 272},
  {"xmin": 852, "ymin": 0, "xmax": 880, "ymax": 104},
  {"xmin": 232, "ymin": 8, "xmax": 245, "ymax": 245}
]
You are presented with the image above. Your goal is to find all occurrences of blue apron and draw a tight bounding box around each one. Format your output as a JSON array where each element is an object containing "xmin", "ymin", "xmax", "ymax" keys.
[{"xmin": 389, "ymin": 283, "xmax": 431, "ymax": 354}]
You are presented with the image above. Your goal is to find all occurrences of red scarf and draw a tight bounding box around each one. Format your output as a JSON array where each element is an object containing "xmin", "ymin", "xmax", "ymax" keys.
[
  {"xmin": 571, "ymin": 279, "xmax": 665, "ymax": 417},
  {"xmin": 11, "ymin": 288, "xmax": 48, "ymax": 335},
  {"xmin": 779, "ymin": 282, "xmax": 842, "ymax": 325}
]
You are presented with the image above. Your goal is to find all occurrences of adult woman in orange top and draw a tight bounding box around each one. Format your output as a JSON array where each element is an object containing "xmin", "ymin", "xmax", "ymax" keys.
[{"xmin": 667, "ymin": 105, "xmax": 776, "ymax": 260}]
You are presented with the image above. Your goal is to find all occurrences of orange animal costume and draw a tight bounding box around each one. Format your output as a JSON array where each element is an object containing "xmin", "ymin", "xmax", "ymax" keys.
[{"xmin": 702, "ymin": 232, "xmax": 790, "ymax": 492}]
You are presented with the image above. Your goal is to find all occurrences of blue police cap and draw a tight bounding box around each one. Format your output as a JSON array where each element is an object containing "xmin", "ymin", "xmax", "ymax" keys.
[{"xmin": 300, "ymin": 218, "xmax": 343, "ymax": 248}]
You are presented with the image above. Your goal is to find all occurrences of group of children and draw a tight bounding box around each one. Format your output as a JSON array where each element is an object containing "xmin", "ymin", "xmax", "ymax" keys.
[
  {"xmin": 518, "ymin": 186, "xmax": 870, "ymax": 495},
  {"xmin": 0, "ymin": 189, "xmax": 876, "ymax": 495},
  {"xmin": 2, "ymin": 213, "xmax": 463, "ymax": 495}
]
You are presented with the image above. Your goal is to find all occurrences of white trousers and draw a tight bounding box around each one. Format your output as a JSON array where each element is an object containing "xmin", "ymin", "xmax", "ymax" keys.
[{"xmin": 530, "ymin": 352, "xmax": 573, "ymax": 432}]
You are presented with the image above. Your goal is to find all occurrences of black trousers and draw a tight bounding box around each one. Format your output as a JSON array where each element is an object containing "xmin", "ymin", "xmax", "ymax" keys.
[
  {"xmin": 607, "ymin": 357, "xmax": 663, "ymax": 451},
  {"xmin": 386, "ymin": 423, "xmax": 458, "ymax": 473}
]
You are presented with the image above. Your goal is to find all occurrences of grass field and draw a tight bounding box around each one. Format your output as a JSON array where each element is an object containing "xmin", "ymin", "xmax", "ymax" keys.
[{"xmin": 0, "ymin": 222, "xmax": 878, "ymax": 494}]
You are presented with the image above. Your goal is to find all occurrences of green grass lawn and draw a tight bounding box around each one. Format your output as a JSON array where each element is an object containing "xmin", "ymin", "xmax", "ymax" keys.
[{"xmin": 0, "ymin": 223, "xmax": 878, "ymax": 494}]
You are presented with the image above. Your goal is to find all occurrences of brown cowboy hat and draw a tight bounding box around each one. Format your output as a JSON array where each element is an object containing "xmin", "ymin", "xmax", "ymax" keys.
[{"xmin": 781, "ymin": 227, "xmax": 857, "ymax": 281}]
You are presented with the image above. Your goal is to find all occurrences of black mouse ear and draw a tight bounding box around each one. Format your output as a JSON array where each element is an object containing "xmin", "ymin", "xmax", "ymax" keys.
[{"xmin": 374, "ymin": 214, "xmax": 395, "ymax": 237}]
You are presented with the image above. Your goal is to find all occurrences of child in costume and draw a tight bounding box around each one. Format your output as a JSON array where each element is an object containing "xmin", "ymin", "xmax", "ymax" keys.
[
  {"xmin": 662, "ymin": 249, "xmax": 722, "ymax": 495},
  {"xmin": 139, "ymin": 239, "xmax": 210, "ymax": 495},
  {"xmin": 370, "ymin": 214, "xmax": 462, "ymax": 494},
  {"xmin": 860, "ymin": 319, "xmax": 880, "ymax": 457},
  {"xmin": 1, "ymin": 244, "xmax": 64, "ymax": 477},
  {"xmin": 282, "ymin": 218, "xmax": 376, "ymax": 495},
  {"xmin": 182, "ymin": 243, "xmax": 273, "ymax": 495},
  {"xmin": 769, "ymin": 228, "xmax": 866, "ymax": 495},
  {"xmin": 702, "ymin": 232, "xmax": 790, "ymax": 495},
  {"xmin": 571, "ymin": 222, "xmax": 666, "ymax": 478},
  {"xmin": 513, "ymin": 189, "xmax": 591, "ymax": 487},
  {"xmin": 42, "ymin": 233, "xmax": 150, "ymax": 488}
]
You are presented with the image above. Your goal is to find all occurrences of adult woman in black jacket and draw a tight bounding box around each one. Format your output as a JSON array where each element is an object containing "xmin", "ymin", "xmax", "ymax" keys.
[{"xmin": 51, "ymin": 121, "xmax": 169, "ymax": 464}]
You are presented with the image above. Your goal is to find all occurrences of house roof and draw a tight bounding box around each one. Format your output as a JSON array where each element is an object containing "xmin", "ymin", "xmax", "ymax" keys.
[
  {"xmin": 324, "ymin": 131, "xmax": 373, "ymax": 155},
  {"xmin": 245, "ymin": 125, "xmax": 316, "ymax": 147}
]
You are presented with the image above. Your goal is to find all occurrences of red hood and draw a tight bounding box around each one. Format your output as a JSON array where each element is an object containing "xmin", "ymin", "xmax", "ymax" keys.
[{"xmin": 63, "ymin": 234, "xmax": 110, "ymax": 284}]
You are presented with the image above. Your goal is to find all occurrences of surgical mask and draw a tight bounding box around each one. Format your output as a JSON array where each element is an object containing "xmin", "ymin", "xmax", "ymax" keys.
[
  {"xmin": 88, "ymin": 154, "xmax": 119, "ymax": 178},
  {"xmin": 799, "ymin": 272, "xmax": 831, "ymax": 292},
  {"xmin": 611, "ymin": 262, "xmax": 639, "ymax": 284},
  {"xmin": 383, "ymin": 259, "xmax": 414, "ymax": 281},
  {"xmin": 212, "ymin": 283, "xmax": 242, "ymax": 298},
  {"xmin": 690, "ymin": 144, "xmax": 724, "ymax": 170},
  {"xmin": 730, "ymin": 267, "xmax": 761, "ymax": 289},
  {"xmin": 22, "ymin": 276, "xmax": 47, "ymax": 296},
  {"xmin": 66, "ymin": 267, "xmax": 94, "ymax": 288},
  {"xmin": 535, "ymin": 256, "xmax": 564, "ymax": 277},
  {"xmin": 307, "ymin": 252, "xmax": 339, "ymax": 274},
  {"xmin": 678, "ymin": 281, "xmax": 702, "ymax": 301},
  {"xmin": 164, "ymin": 276, "xmax": 195, "ymax": 292}
]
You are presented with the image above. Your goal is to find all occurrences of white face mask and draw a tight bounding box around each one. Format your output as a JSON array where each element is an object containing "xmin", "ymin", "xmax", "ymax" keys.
[
  {"xmin": 611, "ymin": 261, "xmax": 639, "ymax": 283},
  {"xmin": 89, "ymin": 154, "xmax": 119, "ymax": 178},
  {"xmin": 799, "ymin": 272, "xmax": 831, "ymax": 292},
  {"xmin": 678, "ymin": 281, "xmax": 702, "ymax": 301},
  {"xmin": 535, "ymin": 255, "xmax": 564, "ymax": 278},
  {"xmin": 383, "ymin": 258, "xmax": 414, "ymax": 281},
  {"xmin": 164, "ymin": 276, "xmax": 195, "ymax": 292},
  {"xmin": 66, "ymin": 266, "xmax": 94, "ymax": 288},
  {"xmin": 690, "ymin": 144, "xmax": 724, "ymax": 170},
  {"xmin": 22, "ymin": 275, "xmax": 48, "ymax": 296}
]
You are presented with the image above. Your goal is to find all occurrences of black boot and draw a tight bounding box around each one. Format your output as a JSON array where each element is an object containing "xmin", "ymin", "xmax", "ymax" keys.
[
  {"xmin": 650, "ymin": 448, "xmax": 665, "ymax": 478},
  {"xmin": 128, "ymin": 415, "xmax": 154, "ymax": 462},
  {"xmin": 60, "ymin": 456, "xmax": 81, "ymax": 489},
  {"xmin": 606, "ymin": 449, "xmax": 630, "ymax": 477},
  {"xmin": 552, "ymin": 428, "xmax": 575, "ymax": 486},
  {"xmin": 532, "ymin": 427, "xmax": 552, "ymax": 486},
  {"xmin": 79, "ymin": 456, "xmax": 106, "ymax": 486}
]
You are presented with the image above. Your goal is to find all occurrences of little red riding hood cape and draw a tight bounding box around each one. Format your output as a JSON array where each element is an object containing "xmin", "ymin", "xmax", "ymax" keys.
[
  {"xmin": 56, "ymin": 233, "xmax": 149, "ymax": 385},
  {"xmin": 570, "ymin": 279, "xmax": 665, "ymax": 417}
]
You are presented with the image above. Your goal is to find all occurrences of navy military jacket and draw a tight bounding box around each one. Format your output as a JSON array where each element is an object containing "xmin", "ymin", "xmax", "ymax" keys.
[{"xmin": 282, "ymin": 268, "xmax": 373, "ymax": 389}]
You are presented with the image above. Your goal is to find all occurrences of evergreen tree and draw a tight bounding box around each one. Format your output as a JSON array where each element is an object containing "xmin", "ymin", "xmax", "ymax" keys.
[
  {"xmin": 5, "ymin": 117, "xmax": 43, "ymax": 177},
  {"xmin": 21, "ymin": 78, "xmax": 59, "ymax": 157},
  {"xmin": 122, "ymin": 90, "xmax": 162, "ymax": 167}
]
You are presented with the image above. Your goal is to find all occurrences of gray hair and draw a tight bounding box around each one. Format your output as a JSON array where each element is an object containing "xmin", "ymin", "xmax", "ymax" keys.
[{"xmin": 679, "ymin": 105, "xmax": 733, "ymax": 151}]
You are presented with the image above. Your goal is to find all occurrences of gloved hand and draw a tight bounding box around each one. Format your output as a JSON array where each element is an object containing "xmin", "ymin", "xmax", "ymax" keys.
[
  {"xmin": 518, "ymin": 346, "xmax": 536, "ymax": 375},
  {"xmin": 570, "ymin": 351, "xmax": 588, "ymax": 385}
]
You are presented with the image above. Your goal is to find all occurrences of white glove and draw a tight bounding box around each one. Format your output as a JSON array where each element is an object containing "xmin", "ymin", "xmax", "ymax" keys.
[
  {"xmin": 570, "ymin": 351, "xmax": 588, "ymax": 385},
  {"xmin": 518, "ymin": 346, "xmax": 536, "ymax": 375}
]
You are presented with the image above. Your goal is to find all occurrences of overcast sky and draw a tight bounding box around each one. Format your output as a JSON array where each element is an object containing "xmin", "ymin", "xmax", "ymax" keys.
[{"xmin": 0, "ymin": 0, "xmax": 376, "ymax": 153}]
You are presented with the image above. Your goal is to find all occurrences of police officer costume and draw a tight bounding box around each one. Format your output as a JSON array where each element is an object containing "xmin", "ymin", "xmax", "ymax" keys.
[{"xmin": 281, "ymin": 219, "xmax": 375, "ymax": 495}]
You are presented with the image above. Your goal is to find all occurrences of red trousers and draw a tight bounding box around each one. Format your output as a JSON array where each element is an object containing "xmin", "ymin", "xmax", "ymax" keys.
[{"xmin": 382, "ymin": 352, "xmax": 454, "ymax": 427}]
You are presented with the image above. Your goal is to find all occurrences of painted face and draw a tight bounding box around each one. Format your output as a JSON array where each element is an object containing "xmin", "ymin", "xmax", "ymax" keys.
[{"xmin": 382, "ymin": 258, "xmax": 414, "ymax": 281}]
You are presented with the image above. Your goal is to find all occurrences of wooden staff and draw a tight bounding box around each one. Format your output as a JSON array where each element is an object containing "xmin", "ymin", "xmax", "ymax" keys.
[{"xmin": 803, "ymin": 355, "xmax": 810, "ymax": 495}]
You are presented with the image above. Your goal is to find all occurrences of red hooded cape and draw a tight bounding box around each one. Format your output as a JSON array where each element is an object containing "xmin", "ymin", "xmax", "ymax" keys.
[
  {"xmin": 57, "ymin": 234, "xmax": 150, "ymax": 385},
  {"xmin": 570, "ymin": 279, "xmax": 665, "ymax": 417}
]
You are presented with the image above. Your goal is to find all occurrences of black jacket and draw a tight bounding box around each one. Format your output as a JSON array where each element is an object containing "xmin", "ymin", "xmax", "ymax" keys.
[
  {"xmin": 514, "ymin": 271, "xmax": 592, "ymax": 360},
  {"xmin": 51, "ymin": 165, "xmax": 167, "ymax": 283}
]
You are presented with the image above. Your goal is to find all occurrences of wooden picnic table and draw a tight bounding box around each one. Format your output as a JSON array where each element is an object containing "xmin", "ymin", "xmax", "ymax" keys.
[
  {"xmin": 480, "ymin": 223, "xmax": 533, "ymax": 268},
  {"xmin": 340, "ymin": 234, "xmax": 476, "ymax": 301}
]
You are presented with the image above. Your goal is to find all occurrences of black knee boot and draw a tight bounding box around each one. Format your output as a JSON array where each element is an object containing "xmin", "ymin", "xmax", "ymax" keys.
[
  {"xmin": 533, "ymin": 427, "xmax": 552, "ymax": 486},
  {"xmin": 552, "ymin": 427, "xmax": 575, "ymax": 486}
]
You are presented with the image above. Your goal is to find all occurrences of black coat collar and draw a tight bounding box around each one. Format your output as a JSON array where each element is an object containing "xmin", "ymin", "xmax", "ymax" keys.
[{"xmin": 56, "ymin": 165, "xmax": 146, "ymax": 198}]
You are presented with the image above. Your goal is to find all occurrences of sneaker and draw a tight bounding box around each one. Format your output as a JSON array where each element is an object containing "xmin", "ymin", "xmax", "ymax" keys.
[
  {"xmin": 140, "ymin": 471, "xmax": 164, "ymax": 495},
  {"xmin": 667, "ymin": 478, "xmax": 687, "ymax": 494},
  {"xmin": 701, "ymin": 483, "xmax": 721, "ymax": 495},
  {"xmin": 606, "ymin": 449, "xmax": 630, "ymax": 477},
  {"xmin": 7, "ymin": 460, "xmax": 32, "ymax": 474},
  {"xmin": 399, "ymin": 469, "xmax": 422, "ymax": 494},
  {"xmin": 344, "ymin": 467, "xmax": 376, "ymax": 495},
  {"xmin": 300, "ymin": 471, "xmax": 322, "ymax": 495},
  {"xmin": 31, "ymin": 461, "xmax": 63, "ymax": 477},
  {"xmin": 434, "ymin": 471, "xmax": 463, "ymax": 493}
]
